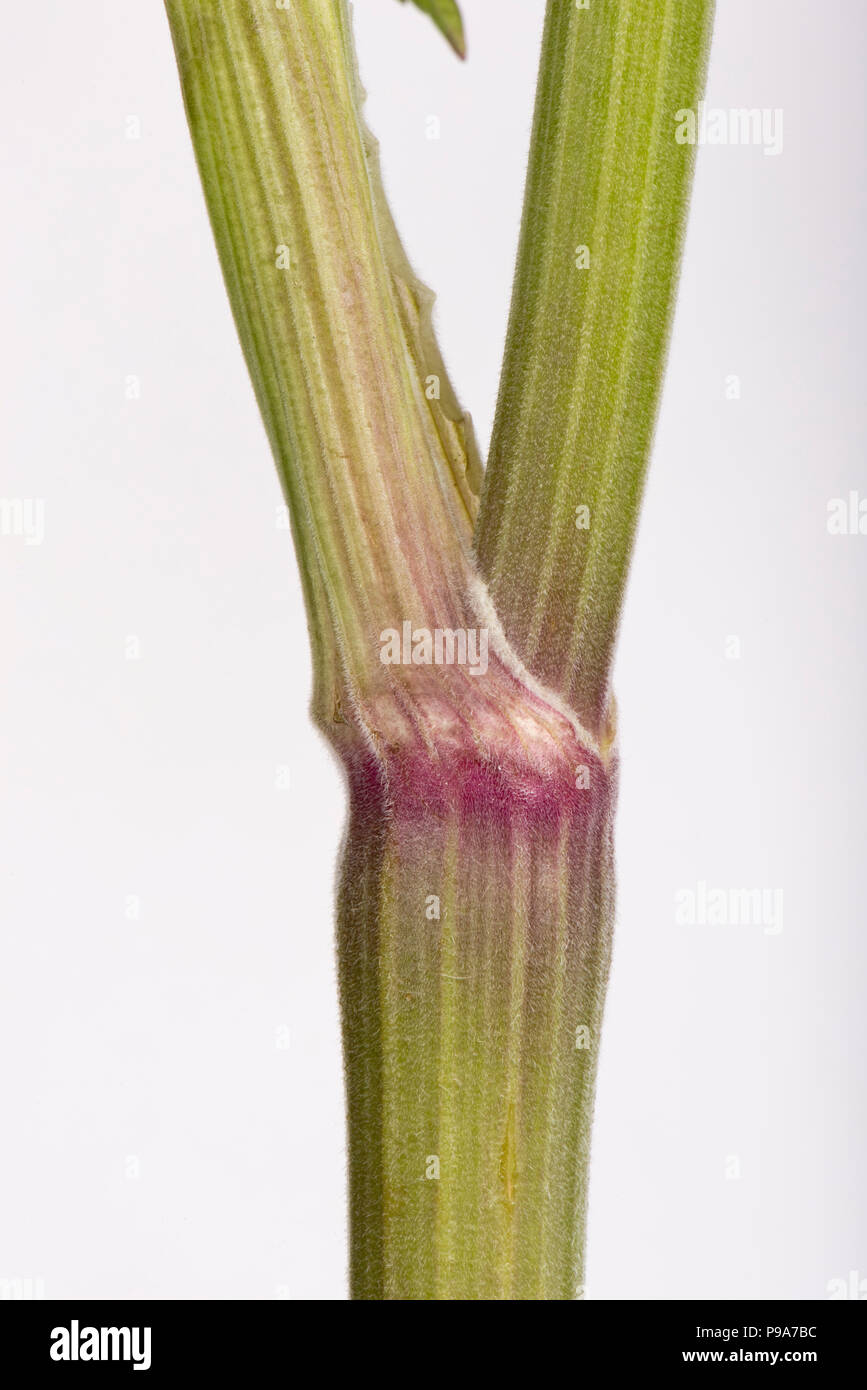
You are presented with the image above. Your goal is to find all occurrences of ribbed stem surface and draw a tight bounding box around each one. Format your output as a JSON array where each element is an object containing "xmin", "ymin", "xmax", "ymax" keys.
[
  {"xmin": 475, "ymin": 0, "xmax": 714, "ymax": 733},
  {"xmin": 164, "ymin": 0, "xmax": 711, "ymax": 1302},
  {"xmin": 337, "ymin": 701, "xmax": 616, "ymax": 1300},
  {"xmin": 166, "ymin": 0, "xmax": 481, "ymax": 714}
]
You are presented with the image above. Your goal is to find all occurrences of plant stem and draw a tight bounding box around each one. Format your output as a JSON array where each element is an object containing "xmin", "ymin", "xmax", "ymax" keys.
[
  {"xmin": 165, "ymin": 0, "xmax": 710, "ymax": 1299},
  {"xmin": 475, "ymin": 0, "xmax": 714, "ymax": 735},
  {"xmin": 165, "ymin": 0, "xmax": 481, "ymax": 718},
  {"xmin": 339, "ymin": 677, "xmax": 617, "ymax": 1299}
]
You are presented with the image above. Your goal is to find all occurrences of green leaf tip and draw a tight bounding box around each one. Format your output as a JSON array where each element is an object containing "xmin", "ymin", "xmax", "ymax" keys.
[{"xmin": 399, "ymin": 0, "xmax": 466, "ymax": 59}]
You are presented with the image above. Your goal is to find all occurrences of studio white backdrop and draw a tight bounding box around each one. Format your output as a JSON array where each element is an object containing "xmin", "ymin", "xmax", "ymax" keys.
[{"xmin": 1, "ymin": 0, "xmax": 864, "ymax": 1299}]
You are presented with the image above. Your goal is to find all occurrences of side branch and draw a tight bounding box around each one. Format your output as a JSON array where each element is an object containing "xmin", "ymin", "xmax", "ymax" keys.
[
  {"xmin": 475, "ymin": 0, "xmax": 714, "ymax": 735},
  {"xmin": 165, "ymin": 0, "xmax": 480, "ymax": 715}
]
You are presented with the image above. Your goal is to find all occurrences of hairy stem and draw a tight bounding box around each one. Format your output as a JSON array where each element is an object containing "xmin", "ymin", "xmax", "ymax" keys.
[
  {"xmin": 166, "ymin": 0, "xmax": 480, "ymax": 717},
  {"xmin": 338, "ymin": 680, "xmax": 616, "ymax": 1299},
  {"xmin": 165, "ymin": 0, "xmax": 709, "ymax": 1300},
  {"xmin": 475, "ymin": 0, "xmax": 714, "ymax": 734}
]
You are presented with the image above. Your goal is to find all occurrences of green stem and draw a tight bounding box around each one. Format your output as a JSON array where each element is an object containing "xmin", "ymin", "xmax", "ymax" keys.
[
  {"xmin": 475, "ymin": 0, "xmax": 714, "ymax": 734},
  {"xmin": 338, "ymin": 699, "xmax": 616, "ymax": 1299},
  {"xmin": 165, "ymin": 0, "xmax": 481, "ymax": 717},
  {"xmin": 165, "ymin": 0, "xmax": 710, "ymax": 1301}
]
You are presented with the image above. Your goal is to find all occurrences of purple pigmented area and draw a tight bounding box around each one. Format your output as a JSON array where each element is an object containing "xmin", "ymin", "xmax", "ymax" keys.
[{"xmin": 335, "ymin": 652, "xmax": 618, "ymax": 831}]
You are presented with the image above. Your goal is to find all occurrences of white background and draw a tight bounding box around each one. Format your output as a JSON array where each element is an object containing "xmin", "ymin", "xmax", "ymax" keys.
[{"xmin": 1, "ymin": 0, "xmax": 865, "ymax": 1299}]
